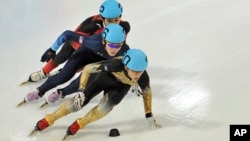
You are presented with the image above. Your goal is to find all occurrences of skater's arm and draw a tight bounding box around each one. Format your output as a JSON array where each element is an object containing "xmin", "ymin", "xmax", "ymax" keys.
[
  {"xmin": 74, "ymin": 15, "xmax": 103, "ymax": 35},
  {"xmin": 78, "ymin": 63, "xmax": 102, "ymax": 90},
  {"xmin": 139, "ymin": 71, "xmax": 162, "ymax": 128},
  {"xmin": 142, "ymin": 87, "xmax": 153, "ymax": 116},
  {"xmin": 74, "ymin": 16, "xmax": 93, "ymax": 32},
  {"xmin": 51, "ymin": 30, "xmax": 84, "ymax": 51},
  {"xmin": 138, "ymin": 71, "xmax": 153, "ymax": 115}
]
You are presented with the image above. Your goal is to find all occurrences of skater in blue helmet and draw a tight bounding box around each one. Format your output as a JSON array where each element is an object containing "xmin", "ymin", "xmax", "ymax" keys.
[
  {"xmin": 26, "ymin": 0, "xmax": 129, "ymax": 83},
  {"xmin": 18, "ymin": 23, "xmax": 130, "ymax": 106},
  {"xmin": 30, "ymin": 49, "xmax": 161, "ymax": 140}
]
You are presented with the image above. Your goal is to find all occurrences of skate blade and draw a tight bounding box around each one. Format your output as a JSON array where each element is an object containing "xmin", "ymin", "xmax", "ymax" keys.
[
  {"xmin": 39, "ymin": 101, "xmax": 48, "ymax": 109},
  {"xmin": 62, "ymin": 134, "xmax": 69, "ymax": 141},
  {"xmin": 28, "ymin": 129, "xmax": 37, "ymax": 137},
  {"xmin": 19, "ymin": 80, "xmax": 30, "ymax": 86},
  {"xmin": 16, "ymin": 99, "xmax": 26, "ymax": 107}
]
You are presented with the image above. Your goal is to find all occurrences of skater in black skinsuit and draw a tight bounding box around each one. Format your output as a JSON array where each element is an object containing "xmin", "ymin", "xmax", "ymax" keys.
[{"xmin": 31, "ymin": 49, "xmax": 161, "ymax": 140}]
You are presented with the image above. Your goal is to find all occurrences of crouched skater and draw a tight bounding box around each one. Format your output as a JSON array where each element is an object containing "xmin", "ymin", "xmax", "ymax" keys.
[{"xmin": 30, "ymin": 49, "xmax": 161, "ymax": 140}]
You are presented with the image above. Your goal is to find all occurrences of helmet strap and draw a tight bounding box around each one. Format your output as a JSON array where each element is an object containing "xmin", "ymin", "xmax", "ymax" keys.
[
  {"xmin": 124, "ymin": 66, "xmax": 132, "ymax": 80},
  {"xmin": 102, "ymin": 39, "xmax": 106, "ymax": 45}
]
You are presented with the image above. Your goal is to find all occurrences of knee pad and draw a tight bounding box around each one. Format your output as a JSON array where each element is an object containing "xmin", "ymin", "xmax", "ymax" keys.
[{"xmin": 98, "ymin": 94, "xmax": 114, "ymax": 114}]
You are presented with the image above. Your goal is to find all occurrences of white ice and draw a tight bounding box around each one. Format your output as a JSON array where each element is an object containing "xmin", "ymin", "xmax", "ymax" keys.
[{"xmin": 1, "ymin": 0, "xmax": 250, "ymax": 141}]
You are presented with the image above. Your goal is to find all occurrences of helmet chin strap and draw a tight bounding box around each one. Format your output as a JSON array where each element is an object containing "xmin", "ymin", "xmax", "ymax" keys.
[
  {"xmin": 102, "ymin": 20, "xmax": 107, "ymax": 27},
  {"xmin": 124, "ymin": 66, "xmax": 133, "ymax": 80},
  {"xmin": 97, "ymin": 22, "xmax": 103, "ymax": 28}
]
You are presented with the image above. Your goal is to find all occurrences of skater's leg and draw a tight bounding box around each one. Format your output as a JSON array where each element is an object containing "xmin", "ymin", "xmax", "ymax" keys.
[
  {"xmin": 42, "ymin": 60, "xmax": 58, "ymax": 75},
  {"xmin": 67, "ymin": 86, "xmax": 130, "ymax": 135},
  {"xmin": 53, "ymin": 41, "xmax": 75, "ymax": 65},
  {"xmin": 35, "ymin": 98, "xmax": 78, "ymax": 131},
  {"xmin": 37, "ymin": 58, "xmax": 81, "ymax": 96},
  {"xmin": 59, "ymin": 74, "xmax": 81, "ymax": 97}
]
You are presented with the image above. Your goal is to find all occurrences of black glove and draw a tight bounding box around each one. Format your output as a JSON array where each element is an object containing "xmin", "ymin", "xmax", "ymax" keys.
[{"xmin": 40, "ymin": 48, "xmax": 56, "ymax": 62}]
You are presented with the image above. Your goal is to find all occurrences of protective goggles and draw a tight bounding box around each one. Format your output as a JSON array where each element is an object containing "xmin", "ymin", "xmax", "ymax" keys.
[{"xmin": 107, "ymin": 42, "xmax": 123, "ymax": 49}]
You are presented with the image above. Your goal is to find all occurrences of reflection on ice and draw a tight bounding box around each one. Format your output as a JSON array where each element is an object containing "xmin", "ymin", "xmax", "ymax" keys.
[{"xmin": 168, "ymin": 83, "xmax": 210, "ymax": 118}]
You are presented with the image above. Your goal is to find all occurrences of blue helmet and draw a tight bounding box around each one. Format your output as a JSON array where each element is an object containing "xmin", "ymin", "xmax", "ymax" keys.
[
  {"xmin": 99, "ymin": 0, "xmax": 123, "ymax": 18},
  {"xmin": 102, "ymin": 23, "xmax": 125, "ymax": 43},
  {"xmin": 122, "ymin": 49, "xmax": 148, "ymax": 71}
]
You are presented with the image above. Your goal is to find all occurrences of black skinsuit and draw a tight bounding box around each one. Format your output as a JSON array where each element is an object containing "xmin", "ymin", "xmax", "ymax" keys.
[
  {"xmin": 39, "ymin": 58, "xmax": 153, "ymax": 134},
  {"xmin": 78, "ymin": 58, "xmax": 152, "ymax": 115}
]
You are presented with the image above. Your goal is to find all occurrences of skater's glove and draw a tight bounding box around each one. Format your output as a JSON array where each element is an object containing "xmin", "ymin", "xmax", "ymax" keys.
[
  {"xmin": 146, "ymin": 117, "xmax": 162, "ymax": 128},
  {"xmin": 40, "ymin": 48, "xmax": 56, "ymax": 62},
  {"xmin": 131, "ymin": 85, "xmax": 142, "ymax": 97},
  {"xmin": 79, "ymin": 36, "xmax": 84, "ymax": 44},
  {"xmin": 73, "ymin": 90, "xmax": 85, "ymax": 111}
]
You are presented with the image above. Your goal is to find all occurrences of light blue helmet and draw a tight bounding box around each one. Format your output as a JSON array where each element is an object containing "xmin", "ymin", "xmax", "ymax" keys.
[
  {"xmin": 99, "ymin": 0, "xmax": 123, "ymax": 18},
  {"xmin": 122, "ymin": 49, "xmax": 148, "ymax": 71},
  {"xmin": 102, "ymin": 23, "xmax": 125, "ymax": 43}
]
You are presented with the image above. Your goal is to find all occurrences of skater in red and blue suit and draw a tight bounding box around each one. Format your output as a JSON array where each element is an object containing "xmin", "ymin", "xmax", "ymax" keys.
[{"xmin": 27, "ymin": 0, "xmax": 130, "ymax": 83}]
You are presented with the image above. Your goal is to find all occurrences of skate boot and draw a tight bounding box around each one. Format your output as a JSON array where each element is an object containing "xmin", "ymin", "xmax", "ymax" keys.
[
  {"xmin": 35, "ymin": 118, "xmax": 49, "ymax": 131},
  {"xmin": 63, "ymin": 121, "xmax": 81, "ymax": 140},
  {"xmin": 46, "ymin": 90, "xmax": 63, "ymax": 104},
  {"xmin": 29, "ymin": 118, "xmax": 49, "ymax": 136},
  {"xmin": 28, "ymin": 69, "xmax": 47, "ymax": 82},
  {"xmin": 35, "ymin": 113, "xmax": 60, "ymax": 131},
  {"xmin": 66, "ymin": 121, "xmax": 80, "ymax": 135},
  {"xmin": 24, "ymin": 90, "xmax": 40, "ymax": 103}
]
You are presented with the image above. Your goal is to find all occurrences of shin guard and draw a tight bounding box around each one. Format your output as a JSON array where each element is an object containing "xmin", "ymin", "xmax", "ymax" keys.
[
  {"xmin": 76, "ymin": 95, "xmax": 113, "ymax": 129},
  {"xmin": 45, "ymin": 99, "xmax": 76, "ymax": 126}
]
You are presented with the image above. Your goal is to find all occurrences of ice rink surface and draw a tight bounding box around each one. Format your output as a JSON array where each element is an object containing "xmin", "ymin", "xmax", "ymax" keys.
[{"xmin": 1, "ymin": 0, "xmax": 250, "ymax": 140}]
